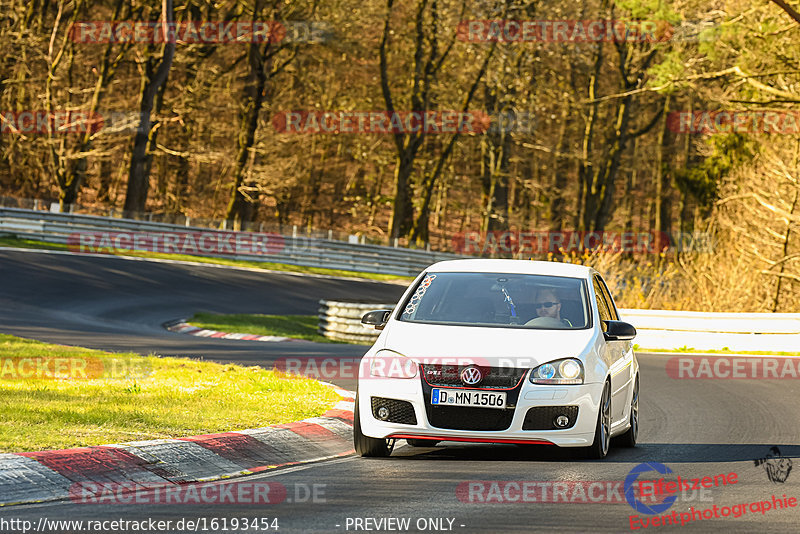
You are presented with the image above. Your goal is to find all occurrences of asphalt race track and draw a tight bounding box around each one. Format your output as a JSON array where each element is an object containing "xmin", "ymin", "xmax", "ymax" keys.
[
  {"xmin": 0, "ymin": 249, "xmax": 405, "ymax": 391},
  {"xmin": 1, "ymin": 248, "xmax": 799, "ymax": 533}
]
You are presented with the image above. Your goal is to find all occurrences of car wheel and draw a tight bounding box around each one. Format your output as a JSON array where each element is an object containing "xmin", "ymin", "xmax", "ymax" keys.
[
  {"xmin": 406, "ymin": 438, "xmax": 439, "ymax": 447},
  {"xmin": 618, "ymin": 376, "xmax": 639, "ymax": 448},
  {"xmin": 353, "ymin": 395, "xmax": 395, "ymax": 457},
  {"xmin": 586, "ymin": 381, "xmax": 611, "ymax": 459}
]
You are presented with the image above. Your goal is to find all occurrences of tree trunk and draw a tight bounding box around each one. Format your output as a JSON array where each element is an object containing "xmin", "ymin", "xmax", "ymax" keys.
[
  {"xmin": 577, "ymin": 36, "xmax": 603, "ymax": 232},
  {"xmin": 224, "ymin": 41, "xmax": 268, "ymax": 228},
  {"xmin": 408, "ymin": 36, "xmax": 498, "ymax": 245},
  {"xmin": 123, "ymin": 0, "xmax": 175, "ymax": 216},
  {"xmin": 63, "ymin": 0, "xmax": 128, "ymax": 209},
  {"xmin": 653, "ymin": 94, "xmax": 671, "ymax": 252},
  {"xmin": 773, "ymin": 142, "xmax": 800, "ymax": 311},
  {"xmin": 480, "ymin": 131, "xmax": 510, "ymax": 233},
  {"xmin": 550, "ymin": 104, "xmax": 572, "ymax": 231},
  {"xmin": 389, "ymin": 151, "xmax": 417, "ymax": 239}
]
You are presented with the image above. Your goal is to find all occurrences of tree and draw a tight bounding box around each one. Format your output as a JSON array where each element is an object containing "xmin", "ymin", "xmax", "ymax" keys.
[{"xmin": 123, "ymin": 0, "xmax": 176, "ymax": 216}]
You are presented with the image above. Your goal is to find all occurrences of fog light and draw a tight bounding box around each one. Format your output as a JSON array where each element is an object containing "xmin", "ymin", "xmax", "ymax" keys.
[
  {"xmin": 554, "ymin": 415, "xmax": 570, "ymax": 428},
  {"xmin": 377, "ymin": 406, "xmax": 390, "ymax": 420}
]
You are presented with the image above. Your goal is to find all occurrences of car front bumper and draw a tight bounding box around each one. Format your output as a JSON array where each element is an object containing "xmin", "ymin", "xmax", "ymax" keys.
[{"xmin": 358, "ymin": 375, "xmax": 605, "ymax": 447}]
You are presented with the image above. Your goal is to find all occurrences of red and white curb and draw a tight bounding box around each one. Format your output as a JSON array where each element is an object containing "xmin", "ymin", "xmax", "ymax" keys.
[
  {"xmin": 0, "ymin": 388, "xmax": 355, "ymax": 507},
  {"xmin": 165, "ymin": 320, "xmax": 302, "ymax": 343}
]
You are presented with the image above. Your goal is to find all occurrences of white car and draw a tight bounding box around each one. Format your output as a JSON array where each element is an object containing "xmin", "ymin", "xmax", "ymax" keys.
[{"xmin": 354, "ymin": 259, "xmax": 639, "ymax": 459}]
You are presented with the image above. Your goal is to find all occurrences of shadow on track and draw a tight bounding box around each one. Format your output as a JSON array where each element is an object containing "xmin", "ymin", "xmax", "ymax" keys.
[{"xmin": 387, "ymin": 442, "xmax": 800, "ymax": 463}]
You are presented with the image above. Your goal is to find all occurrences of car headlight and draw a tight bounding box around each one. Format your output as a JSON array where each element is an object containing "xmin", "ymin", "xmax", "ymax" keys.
[
  {"xmin": 530, "ymin": 358, "xmax": 584, "ymax": 385},
  {"xmin": 369, "ymin": 350, "xmax": 418, "ymax": 379}
]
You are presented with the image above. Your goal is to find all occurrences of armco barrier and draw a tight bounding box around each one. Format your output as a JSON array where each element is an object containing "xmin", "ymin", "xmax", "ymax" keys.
[
  {"xmin": 315, "ymin": 301, "xmax": 800, "ymax": 352},
  {"xmin": 0, "ymin": 207, "xmax": 463, "ymax": 277},
  {"xmin": 317, "ymin": 300, "xmax": 395, "ymax": 343},
  {"xmin": 618, "ymin": 308, "xmax": 800, "ymax": 352}
]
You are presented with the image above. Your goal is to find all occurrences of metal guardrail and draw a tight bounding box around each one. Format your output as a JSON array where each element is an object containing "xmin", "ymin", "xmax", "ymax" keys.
[
  {"xmin": 617, "ymin": 309, "xmax": 800, "ymax": 334},
  {"xmin": 317, "ymin": 301, "xmax": 800, "ymax": 352},
  {"xmin": 317, "ymin": 300, "xmax": 395, "ymax": 343},
  {"xmin": 0, "ymin": 207, "xmax": 464, "ymax": 277},
  {"xmin": 3, "ymin": 205, "xmax": 796, "ymax": 352},
  {"xmin": 618, "ymin": 308, "xmax": 800, "ymax": 352}
]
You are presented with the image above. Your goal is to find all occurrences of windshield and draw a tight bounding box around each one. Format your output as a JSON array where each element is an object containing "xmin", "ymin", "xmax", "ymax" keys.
[{"xmin": 398, "ymin": 272, "xmax": 590, "ymax": 329}]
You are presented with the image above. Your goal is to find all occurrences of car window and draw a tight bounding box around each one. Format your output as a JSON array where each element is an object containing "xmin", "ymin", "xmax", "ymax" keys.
[
  {"xmin": 592, "ymin": 277, "xmax": 612, "ymax": 331},
  {"xmin": 596, "ymin": 275, "xmax": 620, "ymax": 320},
  {"xmin": 398, "ymin": 272, "xmax": 591, "ymax": 330}
]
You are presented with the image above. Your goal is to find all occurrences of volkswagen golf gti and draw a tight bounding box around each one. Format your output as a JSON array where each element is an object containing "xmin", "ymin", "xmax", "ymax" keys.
[{"xmin": 354, "ymin": 259, "xmax": 638, "ymax": 459}]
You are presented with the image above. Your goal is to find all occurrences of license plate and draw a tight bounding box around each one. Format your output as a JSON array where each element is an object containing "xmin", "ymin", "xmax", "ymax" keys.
[{"xmin": 431, "ymin": 388, "xmax": 507, "ymax": 409}]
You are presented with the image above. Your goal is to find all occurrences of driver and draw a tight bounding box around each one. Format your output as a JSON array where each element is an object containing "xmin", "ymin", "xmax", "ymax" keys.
[{"xmin": 533, "ymin": 288, "xmax": 572, "ymax": 327}]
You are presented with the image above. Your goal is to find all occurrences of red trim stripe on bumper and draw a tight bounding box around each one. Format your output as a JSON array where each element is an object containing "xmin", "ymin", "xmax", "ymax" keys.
[{"xmin": 388, "ymin": 434, "xmax": 554, "ymax": 445}]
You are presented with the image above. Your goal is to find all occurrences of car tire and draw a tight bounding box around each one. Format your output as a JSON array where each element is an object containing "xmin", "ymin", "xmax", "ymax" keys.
[
  {"xmin": 585, "ymin": 381, "xmax": 611, "ymax": 459},
  {"xmin": 617, "ymin": 376, "xmax": 639, "ymax": 448},
  {"xmin": 353, "ymin": 395, "xmax": 395, "ymax": 457},
  {"xmin": 406, "ymin": 438, "xmax": 439, "ymax": 447}
]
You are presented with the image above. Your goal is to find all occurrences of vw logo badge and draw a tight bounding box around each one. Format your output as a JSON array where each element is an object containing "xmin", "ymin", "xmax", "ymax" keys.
[{"xmin": 460, "ymin": 366, "xmax": 483, "ymax": 386}]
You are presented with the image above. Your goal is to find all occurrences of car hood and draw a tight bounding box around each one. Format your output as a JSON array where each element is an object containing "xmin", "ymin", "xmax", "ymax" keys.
[{"xmin": 383, "ymin": 320, "xmax": 595, "ymax": 368}]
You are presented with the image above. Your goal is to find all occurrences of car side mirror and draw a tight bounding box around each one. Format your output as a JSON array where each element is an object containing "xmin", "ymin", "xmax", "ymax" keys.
[
  {"xmin": 361, "ymin": 309, "xmax": 392, "ymax": 330},
  {"xmin": 603, "ymin": 320, "xmax": 636, "ymax": 341}
]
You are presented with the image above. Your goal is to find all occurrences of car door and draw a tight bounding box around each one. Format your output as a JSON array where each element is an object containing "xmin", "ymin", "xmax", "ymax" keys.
[
  {"xmin": 597, "ymin": 275, "xmax": 633, "ymax": 421},
  {"xmin": 592, "ymin": 276, "xmax": 629, "ymax": 424}
]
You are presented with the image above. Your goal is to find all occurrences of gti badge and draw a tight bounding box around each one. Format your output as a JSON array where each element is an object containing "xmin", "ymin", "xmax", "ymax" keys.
[{"xmin": 460, "ymin": 365, "xmax": 483, "ymax": 386}]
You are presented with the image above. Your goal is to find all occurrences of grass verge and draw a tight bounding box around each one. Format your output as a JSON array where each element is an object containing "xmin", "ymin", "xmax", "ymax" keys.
[
  {"xmin": 633, "ymin": 344, "xmax": 800, "ymax": 357},
  {"xmin": 0, "ymin": 236, "xmax": 411, "ymax": 283},
  {"xmin": 0, "ymin": 333, "xmax": 340, "ymax": 452},
  {"xmin": 188, "ymin": 312, "xmax": 349, "ymax": 344}
]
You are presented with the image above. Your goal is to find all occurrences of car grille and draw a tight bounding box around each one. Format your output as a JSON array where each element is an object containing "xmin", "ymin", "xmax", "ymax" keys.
[
  {"xmin": 421, "ymin": 364, "xmax": 528, "ymax": 389},
  {"xmin": 522, "ymin": 406, "xmax": 579, "ymax": 430},
  {"xmin": 426, "ymin": 406, "xmax": 515, "ymax": 431},
  {"xmin": 420, "ymin": 367, "xmax": 526, "ymax": 431},
  {"xmin": 371, "ymin": 397, "xmax": 417, "ymax": 425}
]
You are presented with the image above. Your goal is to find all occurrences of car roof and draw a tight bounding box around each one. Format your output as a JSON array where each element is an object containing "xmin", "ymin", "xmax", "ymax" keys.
[{"xmin": 425, "ymin": 259, "xmax": 593, "ymax": 278}]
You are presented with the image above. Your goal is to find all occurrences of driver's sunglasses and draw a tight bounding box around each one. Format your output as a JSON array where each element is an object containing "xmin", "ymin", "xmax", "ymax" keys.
[{"xmin": 535, "ymin": 301, "xmax": 559, "ymax": 309}]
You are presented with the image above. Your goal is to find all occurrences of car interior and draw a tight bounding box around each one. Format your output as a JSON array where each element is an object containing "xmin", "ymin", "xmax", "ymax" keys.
[{"xmin": 401, "ymin": 273, "xmax": 589, "ymax": 328}]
